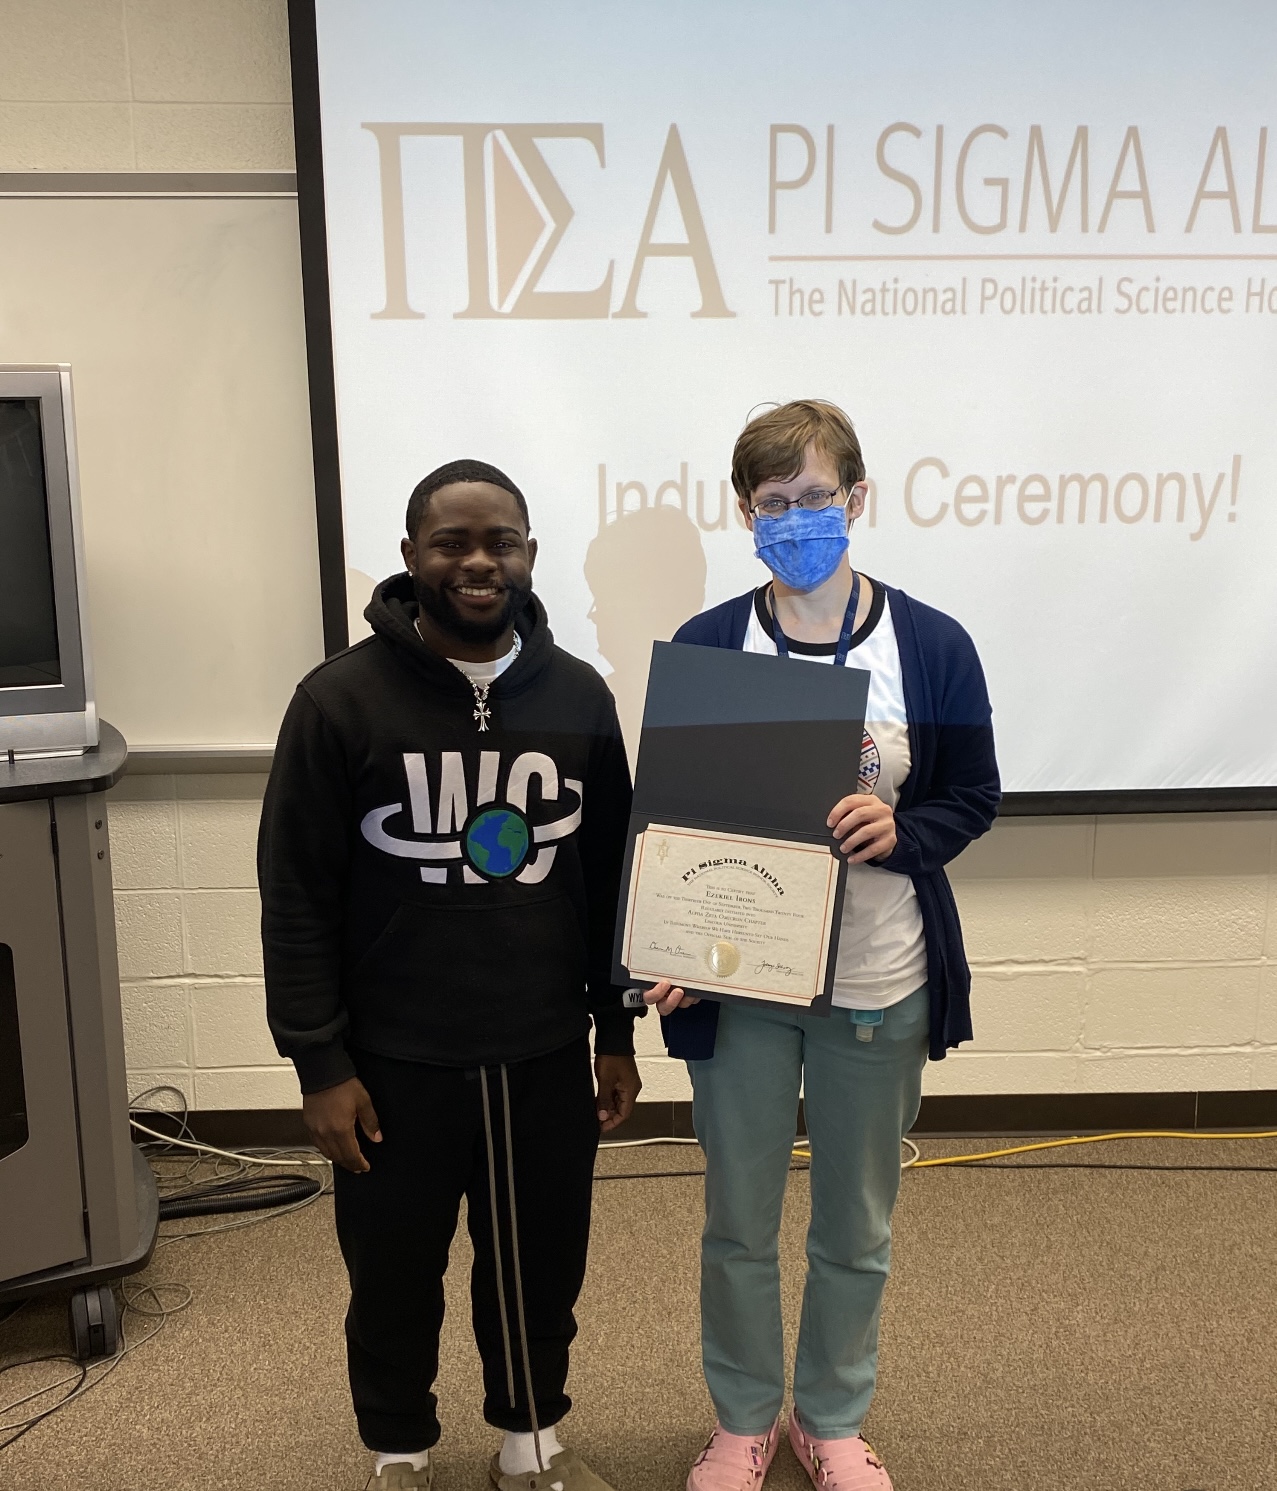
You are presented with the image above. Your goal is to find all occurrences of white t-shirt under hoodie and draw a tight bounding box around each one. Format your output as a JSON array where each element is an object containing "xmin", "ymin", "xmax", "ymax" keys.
[{"xmin": 742, "ymin": 579, "xmax": 927, "ymax": 1011}]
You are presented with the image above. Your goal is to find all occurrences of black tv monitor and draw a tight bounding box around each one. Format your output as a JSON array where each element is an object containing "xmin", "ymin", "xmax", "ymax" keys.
[{"xmin": 0, "ymin": 366, "xmax": 97, "ymax": 754}]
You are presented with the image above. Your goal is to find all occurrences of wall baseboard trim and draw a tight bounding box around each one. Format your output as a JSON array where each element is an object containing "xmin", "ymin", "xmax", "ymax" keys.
[
  {"xmin": 132, "ymin": 1090, "xmax": 1277, "ymax": 1152},
  {"xmin": 123, "ymin": 745, "xmax": 276, "ymax": 774}
]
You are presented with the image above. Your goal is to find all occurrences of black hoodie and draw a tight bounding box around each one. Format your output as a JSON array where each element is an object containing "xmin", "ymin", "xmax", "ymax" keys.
[{"xmin": 258, "ymin": 575, "xmax": 635, "ymax": 1092}]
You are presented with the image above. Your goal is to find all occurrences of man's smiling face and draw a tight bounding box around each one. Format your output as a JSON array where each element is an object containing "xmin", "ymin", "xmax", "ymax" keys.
[{"xmin": 402, "ymin": 482, "xmax": 537, "ymax": 654}]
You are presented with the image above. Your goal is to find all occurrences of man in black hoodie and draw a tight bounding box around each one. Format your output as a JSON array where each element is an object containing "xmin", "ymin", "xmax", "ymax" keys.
[{"xmin": 259, "ymin": 460, "xmax": 638, "ymax": 1491}]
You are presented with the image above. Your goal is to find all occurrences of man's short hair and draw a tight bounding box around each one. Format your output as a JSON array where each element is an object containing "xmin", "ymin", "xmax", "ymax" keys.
[
  {"xmin": 405, "ymin": 459, "xmax": 531, "ymax": 538},
  {"xmin": 730, "ymin": 400, "xmax": 865, "ymax": 501}
]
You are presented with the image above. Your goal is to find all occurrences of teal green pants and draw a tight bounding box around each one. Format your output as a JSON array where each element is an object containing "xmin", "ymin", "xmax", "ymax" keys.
[{"xmin": 688, "ymin": 986, "xmax": 929, "ymax": 1438}]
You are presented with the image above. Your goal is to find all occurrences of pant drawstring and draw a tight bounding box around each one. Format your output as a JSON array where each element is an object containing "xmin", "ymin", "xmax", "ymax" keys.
[
  {"xmin": 478, "ymin": 1066, "xmax": 518, "ymax": 1410},
  {"xmin": 499, "ymin": 1064, "xmax": 544, "ymax": 1469},
  {"xmin": 478, "ymin": 1063, "xmax": 545, "ymax": 1474}
]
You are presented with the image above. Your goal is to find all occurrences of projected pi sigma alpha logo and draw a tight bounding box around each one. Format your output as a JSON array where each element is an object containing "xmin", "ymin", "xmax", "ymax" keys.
[
  {"xmin": 362, "ymin": 122, "xmax": 733, "ymax": 320},
  {"xmin": 360, "ymin": 749, "xmax": 582, "ymax": 886}
]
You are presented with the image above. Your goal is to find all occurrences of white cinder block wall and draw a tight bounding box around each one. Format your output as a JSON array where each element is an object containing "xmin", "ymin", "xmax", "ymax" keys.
[
  {"xmin": 110, "ymin": 773, "xmax": 296, "ymax": 1110},
  {"xmin": 109, "ymin": 770, "xmax": 1277, "ymax": 1110},
  {"xmin": 13, "ymin": 1, "xmax": 1277, "ymax": 1108}
]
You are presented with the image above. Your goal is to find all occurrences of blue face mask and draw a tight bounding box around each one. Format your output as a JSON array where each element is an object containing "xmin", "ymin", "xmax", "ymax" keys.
[{"xmin": 751, "ymin": 503, "xmax": 849, "ymax": 592}]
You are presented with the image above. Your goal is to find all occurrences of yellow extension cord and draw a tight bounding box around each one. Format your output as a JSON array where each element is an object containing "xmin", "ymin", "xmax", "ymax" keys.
[{"xmin": 793, "ymin": 1129, "xmax": 1277, "ymax": 1168}]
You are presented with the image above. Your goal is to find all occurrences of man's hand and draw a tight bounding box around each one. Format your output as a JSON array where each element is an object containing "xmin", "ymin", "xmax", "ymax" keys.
[
  {"xmin": 302, "ymin": 1076, "xmax": 382, "ymax": 1173},
  {"xmin": 642, "ymin": 979, "xmax": 700, "ymax": 1016},
  {"xmin": 595, "ymin": 1054, "xmax": 642, "ymax": 1134},
  {"xmin": 828, "ymin": 793, "xmax": 897, "ymax": 863}
]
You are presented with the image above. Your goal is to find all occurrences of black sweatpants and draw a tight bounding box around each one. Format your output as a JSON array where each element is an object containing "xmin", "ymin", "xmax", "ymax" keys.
[{"xmin": 332, "ymin": 1037, "xmax": 599, "ymax": 1453}]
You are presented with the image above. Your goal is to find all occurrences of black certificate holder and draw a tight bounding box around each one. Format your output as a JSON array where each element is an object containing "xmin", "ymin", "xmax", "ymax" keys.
[{"xmin": 613, "ymin": 641, "xmax": 870, "ymax": 1012}]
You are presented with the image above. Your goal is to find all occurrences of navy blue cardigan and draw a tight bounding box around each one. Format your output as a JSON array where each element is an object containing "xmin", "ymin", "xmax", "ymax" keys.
[{"xmin": 660, "ymin": 583, "xmax": 1000, "ymax": 1064}]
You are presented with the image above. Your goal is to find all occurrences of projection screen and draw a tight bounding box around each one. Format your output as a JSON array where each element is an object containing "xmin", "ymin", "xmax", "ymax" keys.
[{"xmin": 290, "ymin": 0, "xmax": 1277, "ymax": 809}]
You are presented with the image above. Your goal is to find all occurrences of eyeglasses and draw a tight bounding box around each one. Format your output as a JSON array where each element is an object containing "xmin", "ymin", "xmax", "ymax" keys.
[{"xmin": 749, "ymin": 484, "xmax": 850, "ymax": 520}]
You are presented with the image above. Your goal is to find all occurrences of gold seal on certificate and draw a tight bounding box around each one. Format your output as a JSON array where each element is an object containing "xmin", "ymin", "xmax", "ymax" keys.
[
  {"xmin": 706, "ymin": 941, "xmax": 740, "ymax": 977},
  {"xmin": 620, "ymin": 824, "xmax": 841, "ymax": 1008}
]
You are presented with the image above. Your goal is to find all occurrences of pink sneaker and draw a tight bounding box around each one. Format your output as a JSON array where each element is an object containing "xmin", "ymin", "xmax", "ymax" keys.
[
  {"xmin": 787, "ymin": 1411, "xmax": 892, "ymax": 1490},
  {"xmin": 686, "ymin": 1417, "xmax": 781, "ymax": 1490}
]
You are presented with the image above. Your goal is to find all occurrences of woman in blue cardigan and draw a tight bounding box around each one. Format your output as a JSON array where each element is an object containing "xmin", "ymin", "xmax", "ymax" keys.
[{"xmin": 647, "ymin": 401, "xmax": 1000, "ymax": 1491}]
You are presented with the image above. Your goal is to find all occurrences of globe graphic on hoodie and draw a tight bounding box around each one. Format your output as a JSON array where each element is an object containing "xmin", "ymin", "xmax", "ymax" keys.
[{"xmin": 464, "ymin": 808, "xmax": 530, "ymax": 878}]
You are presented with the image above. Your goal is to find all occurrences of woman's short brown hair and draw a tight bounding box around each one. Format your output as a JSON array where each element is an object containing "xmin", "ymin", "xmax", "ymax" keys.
[{"xmin": 730, "ymin": 400, "xmax": 865, "ymax": 501}]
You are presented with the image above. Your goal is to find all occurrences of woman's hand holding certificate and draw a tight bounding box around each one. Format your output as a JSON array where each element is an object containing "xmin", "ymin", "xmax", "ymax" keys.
[
  {"xmin": 643, "ymin": 980, "xmax": 695, "ymax": 1014},
  {"xmin": 828, "ymin": 792, "xmax": 897, "ymax": 862}
]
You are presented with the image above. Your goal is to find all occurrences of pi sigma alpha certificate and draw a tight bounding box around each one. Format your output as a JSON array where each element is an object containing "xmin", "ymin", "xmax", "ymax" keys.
[{"xmin": 619, "ymin": 824, "xmax": 843, "ymax": 1009}]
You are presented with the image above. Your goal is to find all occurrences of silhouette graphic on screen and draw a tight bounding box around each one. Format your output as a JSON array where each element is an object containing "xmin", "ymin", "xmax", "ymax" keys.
[{"xmin": 585, "ymin": 503, "xmax": 707, "ymax": 755}]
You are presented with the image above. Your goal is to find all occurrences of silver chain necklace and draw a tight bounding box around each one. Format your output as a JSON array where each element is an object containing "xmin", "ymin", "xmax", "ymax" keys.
[
  {"xmin": 468, "ymin": 633, "xmax": 520, "ymax": 731},
  {"xmin": 419, "ymin": 620, "xmax": 522, "ymax": 732}
]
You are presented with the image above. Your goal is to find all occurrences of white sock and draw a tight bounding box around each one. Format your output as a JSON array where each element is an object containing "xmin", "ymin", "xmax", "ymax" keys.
[
  {"xmin": 499, "ymin": 1425, "xmax": 564, "ymax": 1475},
  {"xmin": 374, "ymin": 1449, "xmax": 431, "ymax": 1474}
]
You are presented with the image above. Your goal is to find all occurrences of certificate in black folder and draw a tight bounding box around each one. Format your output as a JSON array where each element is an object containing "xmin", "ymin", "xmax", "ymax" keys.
[{"xmin": 614, "ymin": 641, "xmax": 869, "ymax": 1015}]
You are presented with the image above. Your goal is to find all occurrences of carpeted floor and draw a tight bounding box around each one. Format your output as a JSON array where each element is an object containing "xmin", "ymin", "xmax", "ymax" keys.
[{"xmin": 3, "ymin": 1136, "xmax": 1276, "ymax": 1491}]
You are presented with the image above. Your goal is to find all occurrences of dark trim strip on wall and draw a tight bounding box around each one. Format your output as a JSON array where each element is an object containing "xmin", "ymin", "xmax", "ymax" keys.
[
  {"xmin": 116, "ymin": 745, "xmax": 1277, "ymax": 813},
  {"xmin": 1001, "ymin": 786, "xmax": 1277, "ymax": 815},
  {"xmin": 115, "ymin": 758, "xmax": 1277, "ymax": 810},
  {"xmin": 137, "ymin": 1091, "xmax": 1277, "ymax": 1152},
  {"xmin": 287, "ymin": 0, "xmax": 350, "ymax": 658},
  {"xmin": 0, "ymin": 172, "xmax": 297, "ymax": 197},
  {"xmin": 124, "ymin": 747, "xmax": 276, "ymax": 775}
]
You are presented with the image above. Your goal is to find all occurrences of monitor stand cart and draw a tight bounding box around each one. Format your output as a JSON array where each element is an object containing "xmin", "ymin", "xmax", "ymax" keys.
[{"xmin": 0, "ymin": 722, "xmax": 159, "ymax": 1359}]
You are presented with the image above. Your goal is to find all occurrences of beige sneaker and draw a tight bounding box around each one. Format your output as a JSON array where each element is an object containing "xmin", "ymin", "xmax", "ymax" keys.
[
  {"xmin": 363, "ymin": 1459, "xmax": 433, "ymax": 1490},
  {"xmin": 488, "ymin": 1446, "xmax": 617, "ymax": 1491}
]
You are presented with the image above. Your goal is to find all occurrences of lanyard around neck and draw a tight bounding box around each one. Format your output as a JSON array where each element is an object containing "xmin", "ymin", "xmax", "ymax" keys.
[{"xmin": 771, "ymin": 569, "xmax": 861, "ymax": 667}]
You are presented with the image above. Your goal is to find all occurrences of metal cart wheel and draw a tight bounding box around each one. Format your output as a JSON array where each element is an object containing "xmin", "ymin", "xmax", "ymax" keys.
[{"xmin": 69, "ymin": 1282, "xmax": 119, "ymax": 1362}]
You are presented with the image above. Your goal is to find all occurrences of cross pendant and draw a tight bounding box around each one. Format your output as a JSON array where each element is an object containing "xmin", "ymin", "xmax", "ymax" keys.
[{"xmin": 473, "ymin": 695, "xmax": 492, "ymax": 732}]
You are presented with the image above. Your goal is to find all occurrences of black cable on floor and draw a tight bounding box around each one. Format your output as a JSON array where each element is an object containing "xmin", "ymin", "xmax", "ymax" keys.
[
  {"xmin": 597, "ymin": 1169, "xmax": 705, "ymax": 1181},
  {"xmin": 597, "ymin": 1163, "xmax": 809, "ymax": 1182},
  {"xmin": 157, "ymin": 1174, "xmax": 321, "ymax": 1220}
]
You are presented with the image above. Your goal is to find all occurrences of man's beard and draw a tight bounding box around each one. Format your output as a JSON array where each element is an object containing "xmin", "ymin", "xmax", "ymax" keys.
[{"xmin": 413, "ymin": 573, "xmax": 531, "ymax": 645}]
